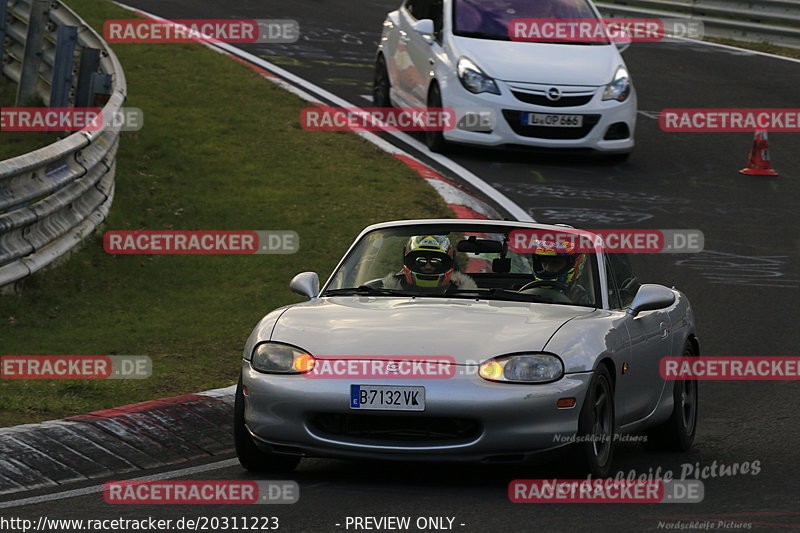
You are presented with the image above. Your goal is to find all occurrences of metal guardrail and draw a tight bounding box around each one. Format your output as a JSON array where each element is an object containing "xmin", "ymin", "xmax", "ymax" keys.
[
  {"xmin": 0, "ymin": 0, "xmax": 125, "ymax": 290},
  {"xmin": 596, "ymin": 0, "xmax": 800, "ymax": 49}
]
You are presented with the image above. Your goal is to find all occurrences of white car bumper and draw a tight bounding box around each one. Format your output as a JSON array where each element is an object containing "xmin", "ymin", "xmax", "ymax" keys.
[{"xmin": 440, "ymin": 79, "xmax": 637, "ymax": 153}]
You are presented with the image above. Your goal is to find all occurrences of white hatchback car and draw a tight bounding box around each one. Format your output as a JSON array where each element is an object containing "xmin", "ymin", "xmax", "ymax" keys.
[{"xmin": 374, "ymin": 0, "xmax": 637, "ymax": 159}]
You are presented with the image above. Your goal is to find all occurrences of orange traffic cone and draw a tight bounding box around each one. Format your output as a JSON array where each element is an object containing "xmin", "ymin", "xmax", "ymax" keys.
[{"xmin": 739, "ymin": 130, "xmax": 778, "ymax": 176}]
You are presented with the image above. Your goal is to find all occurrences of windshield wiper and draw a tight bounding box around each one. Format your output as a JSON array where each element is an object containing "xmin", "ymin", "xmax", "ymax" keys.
[
  {"xmin": 533, "ymin": 40, "xmax": 609, "ymax": 45},
  {"xmin": 454, "ymin": 30, "xmax": 511, "ymax": 41},
  {"xmin": 443, "ymin": 288, "xmax": 550, "ymax": 303},
  {"xmin": 322, "ymin": 286, "xmax": 418, "ymax": 297}
]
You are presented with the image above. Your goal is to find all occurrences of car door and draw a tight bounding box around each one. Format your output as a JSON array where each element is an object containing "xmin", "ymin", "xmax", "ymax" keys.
[
  {"xmin": 609, "ymin": 254, "xmax": 673, "ymax": 426},
  {"xmin": 395, "ymin": 0, "xmax": 436, "ymax": 106},
  {"xmin": 404, "ymin": 0, "xmax": 444, "ymax": 105}
]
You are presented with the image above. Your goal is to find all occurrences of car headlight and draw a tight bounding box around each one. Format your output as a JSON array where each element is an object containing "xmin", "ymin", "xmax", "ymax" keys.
[
  {"xmin": 250, "ymin": 342, "xmax": 316, "ymax": 374},
  {"xmin": 457, "ymin": 57, "xmax": 501, "ymax": 95},
  {"xmin": 602, "ymin": 66, "xmax": 631, "ymax": 102},
  {"xmin": 479, "ymin": 353, "xmax": 564, "ymax": 383}
]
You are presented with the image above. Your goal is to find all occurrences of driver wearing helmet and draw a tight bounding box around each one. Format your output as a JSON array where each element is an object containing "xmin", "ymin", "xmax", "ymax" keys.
[
  {"xmin": 529, "ymin": 240, "xmax": 588, "ymax": 302},
  {"xmin": 382, "ymin": 235, "xmax": 477, "ymax": 291}
]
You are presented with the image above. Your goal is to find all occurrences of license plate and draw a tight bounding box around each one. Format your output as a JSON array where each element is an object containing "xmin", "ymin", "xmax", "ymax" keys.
[
  {"xmin": 522, "ymin": 113, "xmax": 583, "ymax": 127},
  {"xmin": 350, "ymin": 385, "xmax": 425, "ymax": 411}
]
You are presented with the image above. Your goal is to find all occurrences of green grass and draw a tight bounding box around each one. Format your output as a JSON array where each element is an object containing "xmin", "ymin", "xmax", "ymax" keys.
[
  {"xmin": 0, "ymin": 80, "xmax": 58, "ymax": 160},
  {"xmin": 0, "ymin": 0, "xmax": 452, "ymax": 427}
]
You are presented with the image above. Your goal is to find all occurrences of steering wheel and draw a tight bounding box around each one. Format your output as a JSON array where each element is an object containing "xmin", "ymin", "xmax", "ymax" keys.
[{"xmin": 518, "ymin": 280, "xmax": 570, "ymax": 292}]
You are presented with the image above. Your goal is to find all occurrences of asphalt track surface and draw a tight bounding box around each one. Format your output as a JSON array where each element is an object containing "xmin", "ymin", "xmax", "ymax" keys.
[{"xmin": 4, "ymin": 0, "xmax": 800, "ymax": 531}]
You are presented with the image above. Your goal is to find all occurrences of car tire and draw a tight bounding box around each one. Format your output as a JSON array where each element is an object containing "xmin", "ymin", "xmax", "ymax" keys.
[
  {"xmin": 425, "ymin": 83, "xmax": 448, "ymax": 153},
  {"xmin": 571, "ymin": 364, "xmax": 615, "ymax": 477},
  {"xmin": 373, "ymin": 55, "xmax": 392, "ymax": 108},
  {"xmin": 646, "ymin": 342, "xmax": 698, "ymax": 451},
  {"xmin": 234, "ymin": 377, "xmax": 301, "ymax": 473}
]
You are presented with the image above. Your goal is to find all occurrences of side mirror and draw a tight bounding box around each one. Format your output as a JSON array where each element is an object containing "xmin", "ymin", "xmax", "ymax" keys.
[
  {"xmin": 412, "ymin": 18, "xmax": 434, "ymax": 36},
  {"xmin": 289, "ymin": 272, "xmax": 319, "ymax": 299},
  {"xmin": 627, "ymin": 284, "xmax": 675, "ymax": 317}
]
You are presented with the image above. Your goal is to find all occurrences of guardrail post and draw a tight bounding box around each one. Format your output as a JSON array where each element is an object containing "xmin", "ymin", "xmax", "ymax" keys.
[
  {"xmin": 0, "ymin": 0, "xmax": 126, "ymax": 290},
  {"xmin": 75, "ymin": 48, "xmax": 100, "ymax": 107},
  {"xmin": 0, "ymin": 0, "xmax": 8, "ymax": 66},
  {"xmin": 50, "ymin": 24, "xmax": 78, "ymax": 107},
  {"xmin": 88, "ymin": 72, "xmax": 112, "ymax": 106},
  {"xmin": 15, "ymin": 0, "xmax": 49, "ymax": 105}
]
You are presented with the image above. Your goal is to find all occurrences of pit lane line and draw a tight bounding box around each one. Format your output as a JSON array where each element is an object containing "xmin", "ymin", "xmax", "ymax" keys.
[{"xmin": 0, "ymin": 459, "xmax": 241, "ymax": 510}]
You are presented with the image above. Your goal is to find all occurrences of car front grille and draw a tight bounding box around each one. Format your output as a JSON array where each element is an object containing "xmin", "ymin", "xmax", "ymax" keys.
[
  {"xmin": 511, "ymin": 91, "xmax": 593, "ymax": 107},
  {"xmin": 502, "ymin": 110, "xmax": 600, "ymax": 140},
  {"xmin": 309, "ymin": 413, "xmax": 481, "ymax": 445}
]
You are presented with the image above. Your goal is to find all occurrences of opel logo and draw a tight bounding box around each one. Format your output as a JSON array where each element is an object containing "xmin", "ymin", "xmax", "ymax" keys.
[{"xmin": 546, "ymin": 87, "xmax": 562, "ymax": 101}]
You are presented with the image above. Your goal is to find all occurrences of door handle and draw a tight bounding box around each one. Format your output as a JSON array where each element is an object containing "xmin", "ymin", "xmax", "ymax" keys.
[{"xmin": 399, "ymin": 31, "xmax": 410, "ymax": 43}]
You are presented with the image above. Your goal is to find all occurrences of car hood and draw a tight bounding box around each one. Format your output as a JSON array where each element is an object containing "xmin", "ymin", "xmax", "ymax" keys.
[
  {"xmin": 452, "ymin": 36, "xmax": 619, "ymax": 86},
  {"xmin": 269, "ymin": 297, "xmax": 595, "ymax": 363}
]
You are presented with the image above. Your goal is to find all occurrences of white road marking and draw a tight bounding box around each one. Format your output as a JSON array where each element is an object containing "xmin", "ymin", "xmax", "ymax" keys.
[
  {"xmin": 637, "ymin": 110, "xmax": 662, "ymax": 119},
  {"xmin": 197, "ymin": 384, "xmax": 236, "ymax": 398},
  {"xmin": 0, "ymin": 458, "xmax": 240, "ymax": 509},
  {"xmin": 671, "ymin": 35, "xmax": 800, "ymax": 65}
]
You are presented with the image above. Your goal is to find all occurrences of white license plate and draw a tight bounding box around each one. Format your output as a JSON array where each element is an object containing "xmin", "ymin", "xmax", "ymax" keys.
[
  {"xmin": 522, "ymin": 113, "xmax": 583, "ymax": 127},
  {"xmin": 350, "ymin": 385, "xmax": 425, "ymax": 411}
]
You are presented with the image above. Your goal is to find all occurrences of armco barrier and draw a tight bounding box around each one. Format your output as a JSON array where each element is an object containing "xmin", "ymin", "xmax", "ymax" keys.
[
  {"xmin": 0, "ymin": 0, "xmax": 125, "ymax": 289},
  {"xmin": 596, "ymin": 0, "xmax": 800, "ymax": 49}
]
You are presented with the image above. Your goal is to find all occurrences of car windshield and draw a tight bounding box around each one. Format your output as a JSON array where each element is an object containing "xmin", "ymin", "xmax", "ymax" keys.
[
  {"xmin": 322, "ymin": 224, "xmax": 600, "ymax": 308},
  {"xmin": 453, "ymin": 0, "xmax": 601, "ymax": 43}
]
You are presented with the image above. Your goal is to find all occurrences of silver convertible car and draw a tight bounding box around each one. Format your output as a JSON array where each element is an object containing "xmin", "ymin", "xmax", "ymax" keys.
[{"xmin": 235, "ymin": 219, "xmax": 699, "ymax": 476}]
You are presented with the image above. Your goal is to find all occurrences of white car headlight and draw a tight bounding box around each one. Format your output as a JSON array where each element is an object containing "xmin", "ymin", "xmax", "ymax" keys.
[
  {"xmin": 250, "ymin": 342, "xmax": 316, "ymax": 374},
  {"xmin": 602, "ymin": 65, "xmax": 631, "ymax": 102},
  {"xmin": 457, "ymin": 57, "xmax": 501, "ymax": 95},
  {"xmin": 479, "ymin": 353, "xmax": 564, "ymax": 383}
]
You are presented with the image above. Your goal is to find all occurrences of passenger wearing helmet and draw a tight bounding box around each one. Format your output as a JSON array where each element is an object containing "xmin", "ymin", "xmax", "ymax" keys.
[{"xmin": 382, "ymin": 235, "xmax": 477, "ymax": 292}]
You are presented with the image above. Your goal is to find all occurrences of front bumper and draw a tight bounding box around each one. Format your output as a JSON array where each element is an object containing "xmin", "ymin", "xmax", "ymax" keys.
[
  {"xmin": 441, "ymin": 79, "xmax": 636, "ymax": 153},
  {"xmin": 242, "ymin": 361, "xmax": 593, "ymax": 463}
]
